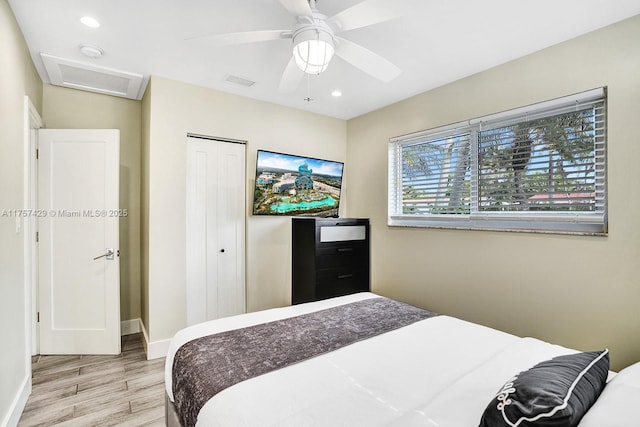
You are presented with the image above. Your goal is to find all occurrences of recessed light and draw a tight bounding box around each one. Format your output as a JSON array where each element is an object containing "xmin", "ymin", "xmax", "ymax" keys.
[
  {"xmin": 80, "ymin": 16, "xmax": 100, "ymax": 28},
  {"xmin": 331, "ymin": 90, "xmax": 342, "ymax": 97}
]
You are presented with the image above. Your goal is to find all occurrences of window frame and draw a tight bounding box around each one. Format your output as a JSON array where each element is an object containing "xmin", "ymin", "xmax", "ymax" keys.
[{"xmin": 388, "ymin": 88, "xmax": 607, "ymax": 235}]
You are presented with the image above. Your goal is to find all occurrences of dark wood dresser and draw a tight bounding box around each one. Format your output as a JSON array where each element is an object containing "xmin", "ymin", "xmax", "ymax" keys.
[{"xmin": 292, "ymin": 217, "xmax": 370, "ymax": 304}]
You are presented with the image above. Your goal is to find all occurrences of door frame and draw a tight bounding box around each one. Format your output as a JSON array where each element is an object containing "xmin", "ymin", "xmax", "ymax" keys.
[
  {"xmin": 24, "ymin": 116, "xmax": 122, "ymax": 355},
  {"xmin": 23, "ymin": 96, "xmax": 43, "ymax": 357}
]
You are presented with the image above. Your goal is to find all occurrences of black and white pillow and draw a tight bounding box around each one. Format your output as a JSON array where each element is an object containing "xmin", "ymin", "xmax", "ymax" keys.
[{"xmin": 479, "ymin": 350, "xmax": 609, "ymax": 427}]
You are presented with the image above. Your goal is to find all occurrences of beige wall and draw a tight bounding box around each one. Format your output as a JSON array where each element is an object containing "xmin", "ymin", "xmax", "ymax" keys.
[
  {"xmin": 42, "ymin": 84, "xmax": 142, "ymax": 322},
  {"xmin": 141, "ymin": 76, "xmax": 347, "ymax": 342},
  {"xmin": 346, "ymin": 15, "xmax": 640, "ymax": 371},
  {"xmin": 0, "ymin": 0, "xmax": 43, "ymax": 423}
]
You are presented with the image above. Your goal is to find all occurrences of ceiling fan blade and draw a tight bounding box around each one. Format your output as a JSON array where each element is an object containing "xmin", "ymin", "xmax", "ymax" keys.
[
  {"xmin": 278, "ymin": 0, "xmax": 313, "ymax": 17},
  {"xmin": 334, "ymin": 37, "xmax": 401, "ymax": 82},
  {"xmin": 278, "ymin": 57, "xmax": 304, "ymax": 92},
  {"xmin": 187, "ymin": 30, "xmax": 292, "ymax": 45},
  {"xmin": 328, "ymin": 0, "xmax": 407, "ymax": 32}
]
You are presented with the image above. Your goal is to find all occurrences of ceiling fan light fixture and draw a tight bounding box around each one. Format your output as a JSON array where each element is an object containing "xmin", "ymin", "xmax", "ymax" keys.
[{"xmin": 292, "ymin": 28, "xmax": 334, "ymax": 75}]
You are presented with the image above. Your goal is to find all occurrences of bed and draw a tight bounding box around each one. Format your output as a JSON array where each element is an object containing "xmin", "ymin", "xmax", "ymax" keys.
[{"xmin": 164, "ymin": 292, "xmax": 639, "ymax": 426}]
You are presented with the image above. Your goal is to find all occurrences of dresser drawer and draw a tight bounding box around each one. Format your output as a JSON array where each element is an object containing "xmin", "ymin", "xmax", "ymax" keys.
[
  {"xmin": 315, "ymin": 244, "xmax": 367, "ymax": 269},
  {"xmin": 318, "ymin": 224, "xmax": 367, "ymax": 243},
  {"xmin": 315, "ymin": 268, "xmax": 369, "ymax": 299},
  {"xmin": 316, "ymin": 268, "xmax": 368, "ymax": 286}
]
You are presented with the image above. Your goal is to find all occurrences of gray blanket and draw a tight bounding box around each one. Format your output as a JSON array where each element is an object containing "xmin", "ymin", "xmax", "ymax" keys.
[{"xmin": 172, "ymin": 296, "xmax": 437, "ymax": 427}]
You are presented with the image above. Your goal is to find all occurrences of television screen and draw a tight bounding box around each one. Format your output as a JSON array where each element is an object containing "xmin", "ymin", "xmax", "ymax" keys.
[{"xmin": 252, "ymin": 150, "xmax": 344, "ymax": 217}]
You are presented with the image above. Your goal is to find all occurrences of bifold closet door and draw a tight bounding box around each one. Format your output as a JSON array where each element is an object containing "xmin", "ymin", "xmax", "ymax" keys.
[{"xmin": 186, "ymin": 136, "xmax": 246, "ymax": 325}]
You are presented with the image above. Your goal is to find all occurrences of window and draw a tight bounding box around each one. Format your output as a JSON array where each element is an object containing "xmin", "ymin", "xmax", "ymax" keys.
[{"xmin": 388, "ymin": 88, "xmax": 607, "ymax": 235}]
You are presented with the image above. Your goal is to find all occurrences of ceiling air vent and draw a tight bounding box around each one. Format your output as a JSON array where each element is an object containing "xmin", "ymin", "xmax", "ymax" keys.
[
  {"xmin": 224, "ymin": 74, "xmax": 256, "ymax": 87},
  {"xmin": 40, "ymin": 53, "xmax": 146, "ymax": 100}
]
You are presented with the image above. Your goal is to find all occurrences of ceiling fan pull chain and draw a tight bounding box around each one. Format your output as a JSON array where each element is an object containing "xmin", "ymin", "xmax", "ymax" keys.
[{"xmin": 304, "ymin": 74, "xmax": 313, "ymax": 102}]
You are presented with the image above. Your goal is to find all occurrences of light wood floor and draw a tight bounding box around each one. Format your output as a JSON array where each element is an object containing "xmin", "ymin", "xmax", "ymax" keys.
[{"xmin": 18, "ymin": 333, "xmax": 166, "ymax": 427}]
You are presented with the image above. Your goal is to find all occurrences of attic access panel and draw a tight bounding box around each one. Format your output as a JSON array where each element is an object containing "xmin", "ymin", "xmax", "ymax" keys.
[{"xmin": 41, "ymin": 53, "xmax": 146, "ymax": 100}]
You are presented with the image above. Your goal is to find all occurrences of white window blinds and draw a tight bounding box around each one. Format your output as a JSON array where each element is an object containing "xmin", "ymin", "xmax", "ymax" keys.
[{"xmin": 388, "ymin": 88, "xmax": 607, "ymax": 235}]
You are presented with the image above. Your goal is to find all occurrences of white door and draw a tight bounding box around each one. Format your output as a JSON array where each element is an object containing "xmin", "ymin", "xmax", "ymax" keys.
[
  {"xmin": 186, "ymin": 136, "xmax": 246, "ymax": 326},
  {"xmin": 38, "ymin": 129, "xmax": 121, "ymax": 355}
]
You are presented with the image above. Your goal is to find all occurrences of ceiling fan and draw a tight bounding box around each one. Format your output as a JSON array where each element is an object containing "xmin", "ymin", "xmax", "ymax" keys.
[{"xmin": 200, "ymin": 0, "xmax": 404, "ymax": 91}]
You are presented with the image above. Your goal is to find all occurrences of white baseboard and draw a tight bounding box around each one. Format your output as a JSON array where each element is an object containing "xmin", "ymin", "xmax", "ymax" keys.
[
  {"xmin": 120, "ymin": 318, "xmax": 142, "ymax": 336},
  {"xmin": 139, "ymin": 319, "xmax": 171, "ymax": 360},
  {"xmin": 2, "ymin": 375, "xmax": 30, "ymax": 427}
]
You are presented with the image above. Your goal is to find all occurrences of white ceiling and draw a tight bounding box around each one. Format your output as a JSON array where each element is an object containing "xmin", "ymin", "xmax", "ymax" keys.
[{"xmin": 9, "ymin": 0, "xmax": 640, "ymax": 120}]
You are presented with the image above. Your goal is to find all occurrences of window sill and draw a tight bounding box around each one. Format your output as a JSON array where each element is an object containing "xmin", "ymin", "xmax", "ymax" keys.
[{"xmin": 388, "ymin": 214, "xmax": 607, "ymax": 236}]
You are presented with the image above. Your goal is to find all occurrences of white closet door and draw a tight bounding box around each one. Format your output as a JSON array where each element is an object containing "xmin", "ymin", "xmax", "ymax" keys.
[{"xmin": 186, "ymin": 136, "xmax": 246, "ymax": 325}]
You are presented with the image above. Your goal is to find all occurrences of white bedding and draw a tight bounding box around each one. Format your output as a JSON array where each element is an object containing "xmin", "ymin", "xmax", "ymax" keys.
[{"xmin": 165, "ymin": 293, "xmax": 587, "ymax": 426}]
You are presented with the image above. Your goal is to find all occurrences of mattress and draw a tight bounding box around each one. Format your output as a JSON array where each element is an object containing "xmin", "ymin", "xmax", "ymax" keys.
[{"xmin": 165, "ymin": 292, "xmax": 621, "ymax": 426}]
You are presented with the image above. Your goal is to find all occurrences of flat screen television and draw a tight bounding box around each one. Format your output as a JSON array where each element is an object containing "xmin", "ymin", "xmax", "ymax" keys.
[{"xmin": 252, "ymin": 150, "xmax": 344, "ymax": 217}]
